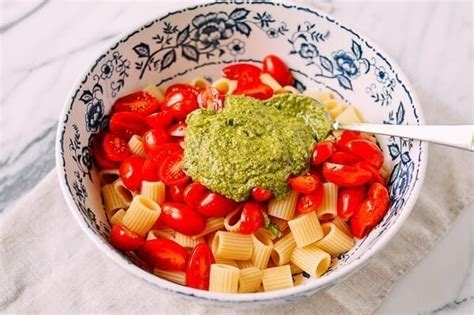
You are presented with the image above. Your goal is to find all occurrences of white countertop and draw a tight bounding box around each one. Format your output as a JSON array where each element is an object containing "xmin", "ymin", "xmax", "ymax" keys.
[{"xmin": 1, "ymin": 0, "xmax": 472, "ymax": 313}]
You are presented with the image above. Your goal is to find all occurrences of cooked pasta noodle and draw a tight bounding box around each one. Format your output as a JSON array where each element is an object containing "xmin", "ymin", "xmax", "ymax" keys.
[
  {"xmin": 315, "ymin": 223, "xmax": 355, "ymax": 256},
  {"xmin": 236, "ymin": 260, "xmax": 254, "ymax": 269},
  {"xmin": 212, "ymin": 231, "xmax": 253, "ymax": 260},
  {"xmin": 331, "ymin": 217, "xmax": 353, "ymax": 237},
  {"xmin": 98, "ymin": 169, "xmax": 119, "ymax": 185},
  {"xmin": 335, "ymin": 105, "xmax": 364, "ymax": 124},
  {"xmin": 128, "ymin": 135, "xmax": 146, "ymax": 158},
  {"xmin": 209, "ymin": 264, "xmax": 240, "ymax": 293},
  {"xmin": 262, "ymin": 265, "xmax": 293, "ymax": 292},
  {"xmin": 323, "ymin": 99, "xmax": 345, "ymax": 118},
  {"xmin": 288, "ymin": 211, "xmax": 324, "ymax": 248},
  {"xmin": 215, "ymin": 257, "xmax": 239, "ymax": 268},
  {"xmin": 268, "ymin": 190, "xmax": 298, "ymax": 220},
  {"xmin": 190, "ymin": 76, "xmax": 210, "ymax": 88},
  {"xmin": 276, "ymin": 85, "xmax": 299, "ymax": 94},
  {"xmin": 271, "ymin": 232, "xmax": 297, "ymax": 266},
  {"xmin": 193, "ymin": 217, "xmax": 225, "ymax": 239},
  {"xmin": 122, "ymin": 195, "xmax": 161, "ymax": 237},
  {"xmin": 251, "ymin": 234, "xmax": 273, "ymax": 270},
  {"xmin": 224, "ymin": 208, "xmax": 242, "ymax": 232},
  {"xmin": 289, "ymin": 263, "xmax": 303, "ymax": 275},
  {"xmin": 174, "ymin": 232, "xmax": 205, "ymax": 248},
  {"xmin": 101, "ymin": 184, "xmax": 127, "ymax": 215},
  {"xmin": 154, "ymin": 269, "xmax": 186, "ymax": 285},
  {"xmin": 140, "ymin": 181, "xmax": 166, "ymax": 205},
  {"xmin": 293, "ymin": 273, "xmax": 305, "ymax": 286},
  {"xmin": 113, "ymin": 179, "xmax": 134, "ymax": 206},
  {"xmin": 109, "ymin": 209, "xmax": 126, "ymax": 226},
  {"xmin": 271, "ymin": 217, "xmax": 289, "ymax": 233},
  {"xmin": 143, "ymin": 84, "xmax": 165, "ymax": 102},
  {"xmin": 259, "ymin": 73, "xmax": 282, "ymax": 92},
  {"xmin": 211, "ymin": 78, "xmax": 238, "ymax": 95},
  {"xmin": 149, "ymin": 227, "xmax": 175, "ymax": 240},
  {"xmin": 291, "ymin": 243, "xmax": 331, "ymax": 278},
  {"xmin": 239, "ymin": 267, "xmax": 263, "ymax": 293},
  {"xmin": 316, "ymin": 183, "xmax": 338, "ymax": 221}
]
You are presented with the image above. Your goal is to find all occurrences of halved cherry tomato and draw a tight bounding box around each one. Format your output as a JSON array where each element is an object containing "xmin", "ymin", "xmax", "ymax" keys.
[
  {"xmin": 186, "ymin": 243, "xmax": 215, "ymax": 290},
  {"xmin": 141, "ymin": 156, "xmax": 161, "ymax": 181},
  {"xmin": 197, "ymin": 192, "xmax": 239, "ymax": 218},
  {"xmin": 183, "ymin": 182, "xmax": 209, "ymax": 207},
  {"xmin": 168, "ymin": 122, "xmax": 187, "ymax": 138},
  {"xmin": 163, "ymin": 90, "xmax": 198, "ymax": 121},
  {"xmin": 92, "ymin": 132, "xmax": 119, "ymax": 169},
  {"xmin": 169, "ymin": 182, "xmax": 189, "ymax": 203},
  {"xmin": 119, "ymin": 155, "xmax": 145, "ymax": 191},
  {"xmin": 222, "ymin": 64, "xmax": 261, "ymax": 80},
  {"xmin": 344, "ymin": 139, "xmax": 384, "ymax": 169},
  {"xmin": 240, "ymin": 201, "xmax": 265, "ymax": 234},
  {"xmin": 311, "ymin": 141, "xmax": 335, "ymax": 165},
  {"xmin": 296, "ymin": 185, "xmax": 324, "ymax": 214},
  {"xmin": 250, "ymin": 187, "xmax": 272, "ymax": 202},
  {"xmin": 114, "ymin": 91, "xmax": 160, "ymax": 116},
  {"xmin": 165, "ymin": 83, "xmax": 199, "ymax": 97},
  {"xmin": 145, "ymin": 111, "xmax": 174, "ymax": 129},
  {"xmin": 234, "ymin": 83, "xmax": 273, "ymax": 100},
  {"xmin": 288, "ymin": 173, "xmax": 321, "ymax": 194},
  {"xmin": 143, "ymin": 129, "xmax": 171, "ymax": 154},
  {"xmin": 337, "ymin": 186, "xmax": 366, "ymax": 220},
  {"xmin": 355, "ymin": 161, "xmax": 386, "ymax": 185},
  {"xmin": 350, "ymin": 183, "xmax": 389, "ymax": 238},
  {"xmin": 197, "ymin": 87, "xmax": 225, "ymax": 111},
  {"xmin": 102, "ymin": 133, "xmax": 131, "ymax": 162},
  {"xmin": 109, "ymin": 112, "xmax": 147, "ymax": 140},
  {"xmin": 110, "ymin": 225, "xmax": 145, "ymax": 251},
  {"xmin": 262, "ymin": 55, "xmax": 294, "ymax": 86},
  {"xmin": 322, "ymin": 162, "xmax": 372, "ymax": 187},
  {"xmin": 160, "ymin": 202, "xmax": 207, "ymax": 236},
  {"xmin": 330, "ymin": 151, "xmax": 360, "ymax": 165},
  {"xmin": 137, "ymin": 239, "xmax": 188, "ymax": 271},
  {"xmin": 159, "ymin": 152, "xmax": 189, "ymax": 186},
  {"xmin": 337, "ymin": 131, "xmax": 361, "ymax": 148},
  {"xmin": 142, "ymin": 143, "xmax": 183, "ymax": 181}
]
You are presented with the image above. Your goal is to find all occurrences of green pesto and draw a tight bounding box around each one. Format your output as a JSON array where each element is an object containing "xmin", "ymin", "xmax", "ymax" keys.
[{"xmin": 183, "ymin": 94, "xmax": 331, "ymax": 202}]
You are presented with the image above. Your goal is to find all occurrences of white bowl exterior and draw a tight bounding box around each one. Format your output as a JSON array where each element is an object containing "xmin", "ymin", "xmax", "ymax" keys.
[{"xmin": 56, "ymin": 0, "xmax": 427, "ymax": 305}]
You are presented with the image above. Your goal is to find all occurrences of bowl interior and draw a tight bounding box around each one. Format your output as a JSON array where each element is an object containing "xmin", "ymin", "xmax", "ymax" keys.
[{"xmin": 57, "ymin": 0, "xmax": 426, "ymax": 304}]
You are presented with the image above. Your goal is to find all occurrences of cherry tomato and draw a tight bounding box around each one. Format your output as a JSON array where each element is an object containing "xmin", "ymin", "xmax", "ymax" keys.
[
  {"xmin": 141, "ymin": 156, "xmax": 161, "ymax": 181},
  {"xmin": 183, "ymin": 182, "xmax": 209, "ymax": 207},
  {"xmin": 322, "ymin": 162, "xmax": 372, "ymax": 187},
  {"xmin": 296, "ymin": 185, "xmax": 324, "ymax": 214},
  {"xmin": 159, "ymin": 152, "xmax": 189, "ymax": 186},
  {"xmin": 330, "ymin": 151, "xmax": 360, "ymax": 165},
  {"xmin": 262, "ymin": 55, "xmax": 294, "ymax": 86},
  {"xmin": 337, "ymin": 131, "xmax": 361, "ymax": 148},
  {"xmin": 102, "ymin": 133, "xmax": 131, "ymax": 162},
  {"xmin": 163, "ymin": 90, "xmax": 198, "ymax": 121},
  {"xmin": 110, "ymin": 225, "xmax": 145, "ymax": 251},
  {"xmin": 114, "ymin": 91, "xmax": 160, "ymax": 116},
  {"xmin": 169, "ymin": 182, "xmax": 189, "ymax": 203},
  {"xmin": 160, "ymin": 202, "xmax": 207, "ymax": 236},
  {"xmin": 197, "ymin": 192, "xmax": 239, "ymax": 218},
  {"xmin": 142, "ymin": 143, "xmax": 183, "ymax": 181},
  {"xmin": 288, "ymin": 173, "xmax": 321, "ymax": 194},
  {"xmin": 92, "ymin": 132, "xmax": 119, "ymax": 169},
  {"xmin": 311, "ymin": 141, "xmax": 335, "ymax": 165},
  {"xmin": 165, "ymin": 83, "xmax": 199, "ymax": 97},
  {"xmin": 234, "ymin": 83, "xmax": 273, "ymax": 100},
  {"xmin": 222, "ymin": 64, "xmax": 261, "ymax": 80},
  {"xmin": 337, "ymin": 186, "xmax": 366, "ymax": 220},
  {"xmin": 240, "ymin": 201, "xmax": 265, "ymax": 234},
  {"xmin": 197, "ymin": 87, "xmax": 225, "ymax": 111},
  {"xmin": 168, "ymin": 122, "xmax": 187, "ymax": 138},
  {"xmin": 119, "ymin": 155, "xmax": 145, "ymax": 191},
  {"xmin": 250, "ymin": 187, "xmax": 272, "ymax": 202},
  {"xmin": 143, "ymin": 129, "xmax": 171, "ymax": 154},
  {"xmin": 355, "ymin": 161, "xmax": 386, "ymax": 185},
  {"xmin": 344, "ymin": 139, "xmax": 384, "ymax": 169},
  {"xmin": 137, "ymin": 239, "xmax": 188, "ymax": 271},
  {"xmin": 186, "ymin": 243, "xmax": 215, "ymax": 290},
  {"xmin": 145, "ymin": 111, "xmax": 174, "ymax": 129},
  {"xmin": 109, "ymin": 112, "xmax": 147, "ymax": 140},
  {"xmin": 350, "ymin": 183, "xmax": 390, "ymax": 238}
]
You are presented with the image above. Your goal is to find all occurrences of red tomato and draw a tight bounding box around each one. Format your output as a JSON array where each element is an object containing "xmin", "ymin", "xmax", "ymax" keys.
[
  {"xmin": 137, "ymin": 239, "xmax": 188, "ymax": 271},
  {"xmin": 250, "ymin": 187, "xmax": 272, "ymax": 202},
  {"xmin": 160, "ymin": 202, "xmax": 207, "ymax": 236},
  {"xmin": 288, "ymin": 173, "xmax": 321, "ymax": 194},
  {"xmin": 311, "ymin": 141, "xmax": 335, "ymax": 165},
  {"xmin": 197, "ymin": 87, "xmax": 225, "ymax": 111},
  {"xmin": 141, "ymin": 156, "xmax": 161, "ymax": 181},
  {"xmin": 102, "ymin": 133, "xmax": 131, "ymax": 162},
  {"xmin": 344, "ymin": 139, "xmax": 384, "ymax": 169},
  {"xmin": 143, "ymin": 129, "xmax": 171, "ymax": 154},
  {"xmin": 92, "ymin": 132, "xmax": 119, "ymax": 169},
  {"xmin": 169, "ymin": 182, "xmax": 189, "ymax": 203},
  {"xmin": 186, "ymin": 243, "xmax": 215, "ymax": 290},
  {"xmin": 350, "ymin": 183, "xmax": 390, "ymax": 238},
  {"xmin": 168, "ymin": 122, "xmax": 187, "ymax": 138},
  {"xmin": 119, "ymin": 155, "xmax": 145, "ymax": 191},
  {"xmin": 355, "ymin": 161, "xmax": 386, "ymax": 185},
  {"xmin": 296, "ymin": 185, "xmax": 324, "ymax": 214},
  {"xmin": 142, "ymin": 143, "xmax": 183, "ymax": 181},
  {"xmin": 337, "ymin": 131, "xmax": 361, "ymax": 148},
  {"xmin": 322, "ymin": 162, "xmax": 372, "ymax": 187},
  {"xmin": 337, "ymin": 186, "xmax": 366, "ymax": 220},
  {"xmin": 163, "ymin": 90, "xmax": 198, "ymax": 121},
  {"xmin": 110, "ymin": 225, "xmax": 145, "ymax": 251},
  {"xmin": 114, "ymin": 91, "xmax": 160, "ymax": 116},
  {"xmin": 262, "ymin": 55, "xmax": 294, "ymax": 86},
  {"xmin": 222, "ymin": 64, "xmax": 261, "ymax": 80},
  {"xmin": 197, "ymin": 192, "xmax": 239, "ymax": 218},
  {"xmin": 234, "ymin": 83, "xmax": 273, "ymax": 100},
  {"xmin": 183, "ymin": 182, "xmax": 209, "ymax": 207},
  {"xmin": 109, "ymin": 112, "xmax": 147, "ymax": 140},
  {"xmin": 240, "ymin": 201, "xmax": 265, "ymax": 234},
  {"xmin": 145, "ymin": 111, "xmax": 174, "ymax": 129},
  {"xmin": 330, "ymin": 151, "xmax": 360, "ymax": 165},
  {"xmin": 165, "ymin": 83, "xmax": 199, "ymax": 97},
  {"xmin": 159, "ymin": 152, "xmax": 189, "ymax": 186}
]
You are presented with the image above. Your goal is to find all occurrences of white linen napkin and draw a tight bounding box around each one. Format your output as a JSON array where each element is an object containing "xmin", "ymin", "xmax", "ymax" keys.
[{"xmin": 1, "ymin": 142, "xmax": 472, "ymax": 314}]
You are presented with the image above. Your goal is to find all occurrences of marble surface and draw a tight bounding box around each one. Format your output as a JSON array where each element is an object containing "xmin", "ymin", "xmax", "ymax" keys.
[{"xmin": 0, "ymin": 0, "xmax": 472, "ymax": 313}]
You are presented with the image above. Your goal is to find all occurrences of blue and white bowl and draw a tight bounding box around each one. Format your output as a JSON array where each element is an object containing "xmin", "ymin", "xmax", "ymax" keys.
[{"xmin": 56, "ymin": 0, "xmax": 427, "ymax": 306}]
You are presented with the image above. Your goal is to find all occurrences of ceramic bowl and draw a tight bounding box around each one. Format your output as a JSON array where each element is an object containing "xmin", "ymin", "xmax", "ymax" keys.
[{"xmin": 56, "ymin": 0, "xmax": 427, "ymax": 306}]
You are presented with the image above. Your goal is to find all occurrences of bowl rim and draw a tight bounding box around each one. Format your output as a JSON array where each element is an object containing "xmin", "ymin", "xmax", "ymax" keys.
[{"xmin": 55, "ymin": 0, "xmax": 428, "ymax": 303}]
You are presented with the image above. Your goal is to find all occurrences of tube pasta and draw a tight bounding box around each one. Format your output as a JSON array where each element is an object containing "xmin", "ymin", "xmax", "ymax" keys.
[
  {"xmin": 268, "ymin": 190, "xmax": 298, "ymax": 220},
  {"xmin": 335, "ymin": 105, "xmax": 364, "ymax": 124},
  {"xmin": 259, "ymin": 73, "xmax": 282, "ymax": 92},
  {"xmin": 239, "ymin": 267, "xmax": 263, "ymax": 293},
  {"xmin": 251, "ymin": 234, "xmax": 273, "ymax": 270},
  {"xmin": 212, "ymin": 231, "xmax": 253, "ymax": 260},
  {"xmin": 140, "ymin": 181, "xmax": 166, "ymax": 205},
  {"xmin": 316, "ymin": 183, "xmax": 338, "ymax": 221},
  {"xmin": 224, "ymin": 208, "xmax": 242, "ymax": 232},
  {"xmin": 262, "ymin": 265, "xmax": 293, "ymax": 292},
  {"xmin": 101, "ymin": 184, "xmax": 127, "ymax": 215},
  {"xmin": 315, "ymin": 223, "xmax": 355, "ymax": 256},
  {"xmin": 143, "ymin": 84, "xmax": 165, "ymax": 102},
  {"xmin": 128, "ymin": 135, "xmax": 146, "ymax": 158},
  {"xmin": 291, "ymin": 243, "xmax": 331, "ymax": 278},
  {"xmin": 288, "ymin": 211, "xmax": 324, "ymax": 248},
  {"xmin": 290, "ymin": 263, "xmax": 303, "ymax": 275},
  {"xmin": 154, "ymin": 269, "xmax": 186, "ymax": 285},
  {"xmin": 324, "ymin": 99, "xmax": 345, "ymax": 118},
  {"xmin": 113, "ymin": 179, "xmax": 134, "ymax": 206},
  {"xmin": 271, "ymin": 232, "xmax": 297, "ymax": 266},
  {"xmin": 271, "ymin": 217, "xmax": 289, "ymax": 233},
  {"xmin": 293, "ymin": 273, "xmax": 305, "ymax": 286},
  {"xmin": 193, "ymin": 217, "xmax": 225, "ymax": 239},
  {"xmin": 215, "ymin": 257, "xmax": 239, "ymax": 268},
  {"xmin": 110, "ymin": 209, "xmax": 126, "ymax": 226},
  {"xmin": 236, "ymin": 260, "xmax": 254, "ymax": 269},
  {"xmin": 276, "ymin": 85, "xmax": 300, "ymax": 94},
  {"xmin": 190, "ymin": 76, "xmax": 211, "ymax": 88},
  {"xmin": 211, "ymin": 78, "xmax": 238, "ymax": 95},
  {"xmin": 209, "ymin": 264, "xmax": 240, "ymax": 293},
  {"xmin": 98, "ymin": 169, "xmax": 119, "ymax": 185},
  {"xmin": 174, "ymin": 232, "xmax": 205, "ymax": 248},
  {"xmin": 122, "ymin": 195, "xmax": 161, "ymax": 237},
  {"xmin": 148, "ymin": 227, "xmax": 175, "ymax": 240},
  {"xmin": 331, "ymin": 217, "xmax": 353, "ymax": 237}
]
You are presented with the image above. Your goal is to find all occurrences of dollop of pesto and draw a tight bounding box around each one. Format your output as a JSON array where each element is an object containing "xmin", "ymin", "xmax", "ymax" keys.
[{"xmin": 183, "ymin": 94, "xmax": 332, "ymax": 202}]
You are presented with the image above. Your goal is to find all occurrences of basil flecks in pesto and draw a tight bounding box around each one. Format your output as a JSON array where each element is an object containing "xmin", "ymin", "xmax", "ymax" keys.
[{"xmin": 183, "ymin": 94, "xmax": 332, "ymax": 202}]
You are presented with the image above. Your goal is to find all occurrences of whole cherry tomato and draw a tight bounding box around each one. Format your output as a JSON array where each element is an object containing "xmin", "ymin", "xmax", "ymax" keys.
[
  {"xmin": 311, "ymin": 141, "xmax": 335, "ymax": 165},
  {"xmin": 92, "ymin": 132, "xmax": 119, "ymax": 169},
  {"xmin": 183, "ymin": 182, "xmax": 209, "ymax": 207},
  {"xmin": 250, "ymin": 187, "xmax": 272, "ymax": 202},
  {"xmin": 222, "ymin": 64, "xmax": 261, "ymax": 80},
  {"xmin": 197, "ymin": 87, "xmax": 225, "ymax": 111},
  {"xmin": 330, "ymin": 151, "xmax": 360, "ymax": 165},
  {"xmin": 197, "ymin": 192, "xmax": 239, "ymax": 218},
  {"xmin": 110, "ymin": 225, "xmax": 145, "ymax": 251},
  {"xmin": 239, "ymin": 201, "xmax": 265, "ymax": 234},
  {"xmin": 145, "ymin": 111, "xmax": 174, "ymax": 129},
  {"xmin": 143, "ymin": 129, "xmax": 171, "ymax": 154},
  {"xmin": 102, "ymin": 133, "xmax": 131, "ymax": 162},
  {"xmin": 114, "ymin": 91, "xmax": 160, "ymax": 116},
  {"xmin": 296, "ymin": 185, "xmax": 324, "ymax": 214},
  {"xmin": 109, "ymin": 112, "xmax": 147, "ymax": 140},
  {"xmin": 137, "ymin": 239, "xmax": 188, "ymax": 271},
  {"xmin": 165, "ymin": 83, "xmax": 199, "ymax": 97},
  {"xmin": 159, "ymin": 152, "xmax": 189, "ymax": 186},
  {"xmin": 262, "ymin": 55, "xmax": 294, "ymax": 86},
  {"xmin": 350, "ymin": 183, "xmax": 390, "ymax": 238},
  {"xmin": 160, "ymin": 202, "xmax": 207, "ymax": 236},
  {"xmin": 337, "ymin": 186, "xmax": 366, "ymax": 220},
  {"xmin": 168, "ymin": 122, "xmax": 187, "ymax": 138},
  {"xmin": 344, "ymin": 139, "xmax": 384, "ymax": 169},
  {"xmin": 119, "ymin": 155, "xmax": 145, "ymax": 191},
  {"xmin": 288, "ymin": 173, "xmax": 321, "ymax": 194},
  {"xmin": 169, "ymin": 182, "xmax": 189, "ymax": 203},
  {"xmin": 163, "ymin": 90, "xmax": 198, "ymax": 121},
  {"xmin": 322, "ymin": 162, "xmax": 372, "ymax": 187},
  {"xmin": 186, "ymin": 243, "xmax": 215, "ymax": 290}
]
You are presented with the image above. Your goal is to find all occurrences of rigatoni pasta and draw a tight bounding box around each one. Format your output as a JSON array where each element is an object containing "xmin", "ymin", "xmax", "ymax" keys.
[
  {"xmin": 211, "ymin": 78, "xmax": 237, "ymax": 95},
  {"xmin": 174, "ymin": 232, "xmax": 205, "ymax": 248},
  {"xmin": 251, "ymin": 234, "xmax": 273, "ymax": 270},
  {"xmin": 154, "ymin": 269, "xmax": 186, "ymax": 285},
  {"xmin": 109, "ymin": 209, "xmax": 126, "ymax": 226},
  {"xmin": 102, "ymin": 184, "xmax": 127, "ymax": 215},
  {"xmin": 209, "ymin": 264, "xmax": 240, "ymax": 293},
  {"xmin": 239, "ymin": 267, "xmax": 263, "ymax": 293},
  {"xmin": 128, "ymin": 135, "xmax": 146, "ymax": 158},
  {"xmin": 122, "ymin": 195, "xmax": 161, "ymax": 237},
  {"xmin": 315, "ymin": 223, "xmax": 355, "ymax": 256},
  {"xmin": 98, "ymin": 169, "xmax": 119, "ymax": 185},
  {"xmin": 193, "ymin": 217, "xmax": 225, "ymax": 239},
  {"xmin": 212, "ymin": 231, "xmax": 253, "ymax": 260},
  {"xmin": 316, "ymin": 183, "xmax": 338, "ymax": 221},
  {"xmin": 291, "ymin": 244, "xmax": 331, "ymax": 278},
  {"xmin": 271, "ymin": 232, "xmax": 297, "ymax": 266},
  {"xmin": 236, "ymin": 260, "xmax": 254, "ymax": 269},
  {"xmin": 331, "ymin": 217, "xmax": 353, "ymax": 237},
  {"xmin": 262, "ymin": 265, "xmax": 294, "ymax": 292},
  {"xmin": 140, "ymin": 181, "xmax": 166, "ymax": 205},
  {"xmin": 143, "ymin": 84, "xmax": 165, "ymax": 102},
  {"xmin": 268, "ymin": 190, "xmax": 298, "ymax": 220},
  {"xmin": 288, "ymin": 211, "xmax": 324, "ymax": 247}
]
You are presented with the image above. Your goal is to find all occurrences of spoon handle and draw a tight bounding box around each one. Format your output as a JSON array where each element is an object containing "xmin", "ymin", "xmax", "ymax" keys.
[{"xmin": 334, "ymin": 122, "xmax": 474, "ymax": 151}]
